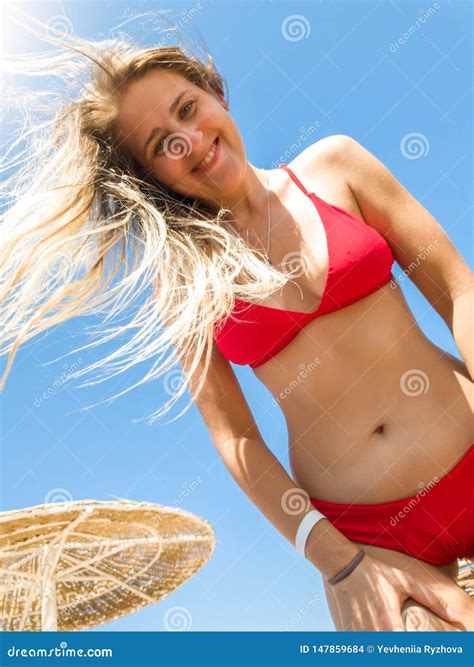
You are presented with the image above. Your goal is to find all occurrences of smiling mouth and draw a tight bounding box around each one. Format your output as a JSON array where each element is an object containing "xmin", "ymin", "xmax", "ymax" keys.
[{"xmin": 192, "ymin": 137, "xmax": 220, "ymax": 173}]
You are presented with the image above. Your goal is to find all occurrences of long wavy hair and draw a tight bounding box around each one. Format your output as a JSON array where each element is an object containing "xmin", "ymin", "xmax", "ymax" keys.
[{"xmin": 0, "ymin": 12, "xmax": 294, "ymax": 424}]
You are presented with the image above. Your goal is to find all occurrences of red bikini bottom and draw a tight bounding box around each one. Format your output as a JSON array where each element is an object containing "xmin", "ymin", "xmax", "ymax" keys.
[{"xmin": 309, "ymin": 443, "xmax": 474, "ymax": 566}]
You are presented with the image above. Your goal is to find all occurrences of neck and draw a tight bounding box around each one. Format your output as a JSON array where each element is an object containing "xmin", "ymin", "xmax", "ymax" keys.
[{"xmin": 207, "ymin": 163, "xmax": 271, "ymax": 236}]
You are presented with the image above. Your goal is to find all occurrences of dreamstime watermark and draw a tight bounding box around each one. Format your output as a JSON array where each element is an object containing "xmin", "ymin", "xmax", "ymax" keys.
[
  {"xmin": 168, "ymin": 477, "xmax": 204, "ymax": 511},
  {"xmin": 281, "ymin": 488, "xmax": 311, "ymax": 515},
  {"xmin": 44, "ymin": 488, "xmax": 74, "ymax": 504},
  {"xmin": 400, "ymin": 369, "xmax": 430, "ymax": 396},
  {"xmin": 401, "ymin": 604, "xmax": 431, "ymax": 630},
  {"xmin": 163, "ymin": 605, "xmax": 193, "ymax": 631},
  {"xmin": 281, "ymin": 15, "xmax": 311, "ymax": 42},
  {"xmin": 271, "ymin": 357, "xmax": 321, "ymax": 406},
  {"xmin": 280, "ymin": 251, "xmax": 311, "ymax": 278},
  {"xmin": 271, "ymin": 122, "xmax": 321, "ymax": 168},
  {"xmin": 155, "ymin": 477, "xmax": 205, "ymax": 524},
  {"xmin": 283, "ymin": 593, "xmax": 322, "ymax": 630},
  {"xmin": 389, "ymin": 3, "xmax": 441, "ymax": 53},
  {"xmin": 33, "ymin": 358, "xmax": 84, "ymax": 408},
  {"xmin": 390, "ymin": 240, "xmax": 439, "ymax": 287},
  {"xmin": 157, "ymin": 3, "xmax": 204, "ymax": 47},
  {"xmin": 45, "ymin": 14, "xmax": 74, "ymax": 40},
  {"xmin": 45, "ymin": 248, "xmax": 76, "ymax": 279},
  {"xmin": 7, "ymin": 642, "xmax": 112, "ymax": 659},
  {"xmin": 163, "ymin": 368, "xmax": 184, "ymax": 396},
  {"xmin": 389, "ymin": 475, "xmax": 439, "ymax": 527},
  {"xmin": 161, "ymin": 132, "xmax": 193, "ymax": 160},
  {"xmin": 400, "ymin": 132, "xmax": 430, "ymax": 159}
]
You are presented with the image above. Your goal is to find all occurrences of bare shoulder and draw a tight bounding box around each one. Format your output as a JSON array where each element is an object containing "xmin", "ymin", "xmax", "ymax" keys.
[
  {"xmin": 283, "ymin": 135, "xmax": 363, "ymax": 204},
  {"xmin": 291, "ymin": 134, "xmax": 361, "ymax": 180},
  {"xmin": 284, "ymin": 135, "xmax": 362, "ymax": 195},
  {"xmin": 288, "ymin": 135, "xmax": 399, "ymax": 212}
]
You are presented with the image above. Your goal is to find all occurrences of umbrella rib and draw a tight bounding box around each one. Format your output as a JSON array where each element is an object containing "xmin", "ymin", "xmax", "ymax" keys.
[
  {"xmin": 18, "ymin": 556, "xmax": 42, "ymax": 631},
  {"xmin": 48, "ymin": 510, "xmax": 97, "ymax": 567},
  {"xmin": 56, "ymin": 539, "xmax": 160, "ymax": 579},
  {"xmin": 59, "ymin": 552, "xmax": 160, "ymax": 605},
  {"xmin": 0, "ymin": 550, "xmax": 38, "ymax": 571},
  {"xmin": 0, "ymin": 514, "xmax": 101, "ymax": 555},
  {"xmin": 0, "ymin": 567, "xmax": 36, "ymax": 581}
]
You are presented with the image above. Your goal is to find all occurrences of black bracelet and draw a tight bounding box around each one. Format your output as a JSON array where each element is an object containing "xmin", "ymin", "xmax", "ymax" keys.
[{"xmin": 328, "ymin": 548, "xmax": 365, "ymax": 585}]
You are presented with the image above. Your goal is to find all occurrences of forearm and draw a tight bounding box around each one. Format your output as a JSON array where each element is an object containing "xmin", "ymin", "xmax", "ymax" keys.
[
  {"xmin": 450, "ymin": 288, "xmax": 474, "ymax": 381},
  {"xmin": 223, "ymin": 437, "xmax": 360, "ymax": 579}
]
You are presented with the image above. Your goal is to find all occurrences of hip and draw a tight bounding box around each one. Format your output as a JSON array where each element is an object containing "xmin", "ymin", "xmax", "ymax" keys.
[{"xmin": 309, "ymin": 443, "xmax": 474, "ymax": 566}]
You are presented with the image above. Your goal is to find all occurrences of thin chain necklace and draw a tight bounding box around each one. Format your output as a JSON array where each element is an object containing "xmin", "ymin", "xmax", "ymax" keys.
[
  {"xmin": 240, "ymin": 170, "xmax": 273, "ymax": 264},
  {"xmin": 264, "ymin": 170, "xmax": 273, "ymax": 265}
]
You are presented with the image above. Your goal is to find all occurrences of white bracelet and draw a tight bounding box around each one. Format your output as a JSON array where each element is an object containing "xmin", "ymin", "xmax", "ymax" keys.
[{"xmin": 295, "ymin": 509, "xmax": 327, "ymax": 557}]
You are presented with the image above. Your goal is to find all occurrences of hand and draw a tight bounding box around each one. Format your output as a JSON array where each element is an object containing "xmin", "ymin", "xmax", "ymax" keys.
[
  {"xmin": 326, "ymin": 553, "xmax": 464, "ymax": 631},
  {"xmin": 401, "ymin": 600, "xmax": 465, "ymax": 631}
]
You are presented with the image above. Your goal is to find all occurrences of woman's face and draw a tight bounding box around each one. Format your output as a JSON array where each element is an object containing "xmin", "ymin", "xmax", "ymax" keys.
[{"xmin": 114, "ymin": 68, "xmax": 246, "ymax": 203}]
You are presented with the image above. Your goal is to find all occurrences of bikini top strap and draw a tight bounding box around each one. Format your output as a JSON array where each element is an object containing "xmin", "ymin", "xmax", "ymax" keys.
[{"xmin": 279, "ymin": 163, "xmax": 310, "ymax": 197}]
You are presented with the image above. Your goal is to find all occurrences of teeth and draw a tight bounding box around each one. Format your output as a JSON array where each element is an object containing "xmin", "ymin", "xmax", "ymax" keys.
[{"xmin": 195, "ymin": 140, "xmax": 217, "ymax": 171}]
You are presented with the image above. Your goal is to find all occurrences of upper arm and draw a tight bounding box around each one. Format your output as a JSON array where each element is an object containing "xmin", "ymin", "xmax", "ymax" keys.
[
  {"xmin": 179, "ymin": 339, "xmax": 263, "ymax": 459},
  {"xmin": 305, "ymin": 135, "xmax": 474, "ymax": 321}
]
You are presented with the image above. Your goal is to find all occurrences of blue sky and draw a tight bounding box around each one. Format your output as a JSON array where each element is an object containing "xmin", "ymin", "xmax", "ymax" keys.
[{"xmin": 1, "ymin": 0, "xmax": 472, "ymax": 633}]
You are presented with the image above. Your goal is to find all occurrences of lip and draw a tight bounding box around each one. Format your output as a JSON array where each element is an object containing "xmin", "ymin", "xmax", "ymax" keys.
[{"xmin": 192, "ymin": 137, "xmax": 220, "ymax": 174}]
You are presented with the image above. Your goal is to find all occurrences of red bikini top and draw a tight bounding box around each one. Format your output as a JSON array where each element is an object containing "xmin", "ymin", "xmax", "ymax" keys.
[{"xmin": 213, "ymin": 163, "xmax": 395, "ymax": 368}]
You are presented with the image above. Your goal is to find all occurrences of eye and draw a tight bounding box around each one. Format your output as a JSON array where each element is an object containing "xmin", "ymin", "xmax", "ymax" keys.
[
  {"xmin": 153, "ymin": 100, "xmax": 196, "ymax": 157},
  {"xmin": 179, "ymin": 100, "xmax": 195, "ymax": 118}
]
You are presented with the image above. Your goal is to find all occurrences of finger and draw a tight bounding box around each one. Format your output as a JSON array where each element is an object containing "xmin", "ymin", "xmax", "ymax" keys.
[
  {"xmin": 410, "ymin": 585, "xmax": 462, "ymax": 624},
  {"xmin": 402, "ymin": 599, "xmax": 466, "ymax": 632}
]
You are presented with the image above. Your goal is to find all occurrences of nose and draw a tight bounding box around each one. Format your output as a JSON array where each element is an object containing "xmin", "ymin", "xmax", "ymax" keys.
[
  {"xmin": 164, "ymin": 129, "xmax": 204, "ymax": 165},
  {"xmin": 187, "ymin": 129, "xmax": 206, "ymax": 159}
]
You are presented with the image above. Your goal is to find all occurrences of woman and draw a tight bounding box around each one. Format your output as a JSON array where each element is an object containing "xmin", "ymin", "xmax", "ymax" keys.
[{"xmin": 1, "ymin": 24, "xmax": 473, "ymax": 631}]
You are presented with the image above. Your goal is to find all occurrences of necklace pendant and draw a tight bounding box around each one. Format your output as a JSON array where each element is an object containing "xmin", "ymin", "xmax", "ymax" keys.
[{"xmin": 268, "ymin": 257, "xmax": 273, "ymax": 265}]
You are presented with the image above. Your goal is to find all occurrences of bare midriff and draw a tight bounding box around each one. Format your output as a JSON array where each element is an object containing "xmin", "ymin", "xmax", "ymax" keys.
[{"xmin": 254, "ymin": 279, "xmax": 473, "ymax": 505}]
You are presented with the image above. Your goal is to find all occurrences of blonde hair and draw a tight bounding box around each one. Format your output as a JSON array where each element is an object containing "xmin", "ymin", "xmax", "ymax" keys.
[{"xmin": 0, "ymin": 11, "xmax": 293, "ymax": 424}]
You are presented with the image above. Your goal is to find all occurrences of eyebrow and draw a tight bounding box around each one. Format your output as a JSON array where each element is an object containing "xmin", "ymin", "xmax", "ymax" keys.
[{"xmin": 143, "ymin": 89, "xmax": 191, "ymax": 160}]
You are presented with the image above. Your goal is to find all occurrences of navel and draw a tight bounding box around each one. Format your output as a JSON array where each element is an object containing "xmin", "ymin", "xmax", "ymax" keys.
[{"xmin": 372, "ymin": 423, "xmax": 386, "ymax": 436}]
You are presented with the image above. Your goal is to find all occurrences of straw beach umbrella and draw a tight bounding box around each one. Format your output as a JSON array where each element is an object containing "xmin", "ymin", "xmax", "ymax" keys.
[
  {"xmin": 0, "ymin": 499, "xmax": 215, "ymax": 631},
  {"xmin": 456, "ymin": 558, "xmax": 474, "ymax": 597}
]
